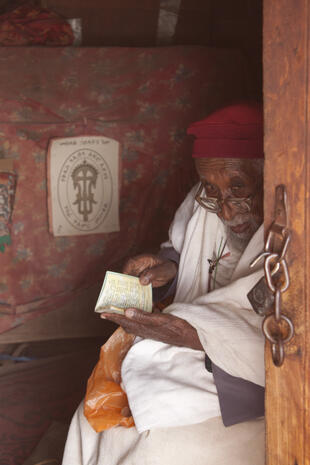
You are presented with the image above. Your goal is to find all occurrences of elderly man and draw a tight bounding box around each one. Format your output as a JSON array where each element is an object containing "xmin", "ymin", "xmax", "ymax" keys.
[{"xmin": 62, "ymin": 103, "xmax": 265, "ymax": 465}]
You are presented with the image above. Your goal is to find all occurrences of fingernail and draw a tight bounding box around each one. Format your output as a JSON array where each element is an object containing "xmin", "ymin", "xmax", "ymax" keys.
[
  {"xmin": 100, "ymin": 315, "xmax": 106, "ymax": 319},
  {"xmin": 125, "ymin": 309, "xmax": 135, "ymax": 318},
  {"xmin": 141, "ymin": 276, "xmax": 149, "ymax": 285}
]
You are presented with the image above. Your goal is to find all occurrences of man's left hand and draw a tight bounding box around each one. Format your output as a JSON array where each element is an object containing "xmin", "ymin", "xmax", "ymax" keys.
[{"xmin": 100, "ymin": 309, "xmax": 203, "ymax": 351}]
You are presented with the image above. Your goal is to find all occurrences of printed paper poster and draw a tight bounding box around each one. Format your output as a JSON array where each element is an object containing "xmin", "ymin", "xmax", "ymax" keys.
[{"xmin": 47, "ymin": 136, "xmax": 120, "ymax": 236}]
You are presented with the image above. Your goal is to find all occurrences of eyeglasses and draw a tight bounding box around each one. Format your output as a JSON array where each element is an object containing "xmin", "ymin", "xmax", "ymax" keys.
[{"xmin": 195, "ymin": 182, "xmax": 253, "ymax": 214}]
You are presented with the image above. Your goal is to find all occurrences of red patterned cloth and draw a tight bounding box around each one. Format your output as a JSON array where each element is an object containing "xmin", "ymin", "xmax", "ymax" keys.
[
  {"xmin": 0, "ymin": 1, "xmax": 74, "ymax": 46},
  {"xmin": 0, "ymin": 46, "xmax": 250, "ymax": 334}
]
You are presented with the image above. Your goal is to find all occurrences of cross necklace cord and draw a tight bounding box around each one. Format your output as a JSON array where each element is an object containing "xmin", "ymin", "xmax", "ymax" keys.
[{"xmin": 208, "ymin": 238, "xmax": 230, "ymax": 292}]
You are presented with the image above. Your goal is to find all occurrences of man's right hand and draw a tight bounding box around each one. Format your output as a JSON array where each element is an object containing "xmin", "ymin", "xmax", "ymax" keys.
[{"xmin": 122, "ymin": 254, "xmax": 177, "ymax": 288}]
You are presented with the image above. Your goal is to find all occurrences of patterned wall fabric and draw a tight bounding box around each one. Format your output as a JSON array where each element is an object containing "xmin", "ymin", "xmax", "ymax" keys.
[{"xmin": 0, "ymin": 46, "xmax": 250, "ymax": 334}]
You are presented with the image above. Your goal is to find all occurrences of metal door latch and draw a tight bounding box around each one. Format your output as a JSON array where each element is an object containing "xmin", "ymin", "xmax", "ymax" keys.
[{"xmin": 250, "ymin": 185, "xmax": 294, "ymax": 367}]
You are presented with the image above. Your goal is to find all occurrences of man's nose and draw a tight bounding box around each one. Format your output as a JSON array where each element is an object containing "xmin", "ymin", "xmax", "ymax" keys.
[{"xmin": 218, "ymin": 202, "xmax": 237, "ymax": 222}]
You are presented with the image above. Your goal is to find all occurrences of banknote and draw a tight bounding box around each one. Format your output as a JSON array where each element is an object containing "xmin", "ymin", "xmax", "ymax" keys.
[{"xmin": 95, "ymin": 271, "xmax": 153, "ymax": 314}]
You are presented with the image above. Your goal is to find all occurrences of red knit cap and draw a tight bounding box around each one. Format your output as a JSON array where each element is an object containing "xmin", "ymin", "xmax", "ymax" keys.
[{"xmin": 188, "ymin": 103, "xmax": 263, "ymax": 159}]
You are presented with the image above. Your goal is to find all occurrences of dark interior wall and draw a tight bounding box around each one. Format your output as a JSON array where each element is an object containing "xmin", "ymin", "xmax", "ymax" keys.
[
  {"xmin": 176, "ymin": 0, "xmax": 261, "ymax": 48},
  {"xmin": 42, "ymin": 0, "xmax": 161, "ymax": 46},
  {"xmin": 39, "ymin": 0, "xmax": 262, "ymax": 95},
  {"xmin": 175, "ymin": 0, "xmax": 262, "ymax": 97},
  {"xmin": 37, "ymin": 0, "xmax": 262, "ymax": 50}
]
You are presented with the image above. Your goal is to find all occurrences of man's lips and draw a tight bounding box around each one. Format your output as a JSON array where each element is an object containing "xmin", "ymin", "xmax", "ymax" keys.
[{"xmin": 229, "ymin": 222, "xmax": 250, "ymax": 234}]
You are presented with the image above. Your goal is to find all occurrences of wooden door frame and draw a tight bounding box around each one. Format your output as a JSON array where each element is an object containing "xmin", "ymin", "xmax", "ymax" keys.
[{"xmin": 264, "ymin": 1, "xmax": 310, "ymax": 463}]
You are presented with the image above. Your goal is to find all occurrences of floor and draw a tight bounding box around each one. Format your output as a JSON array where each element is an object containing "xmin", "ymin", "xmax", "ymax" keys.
[{"xmin": 0, "ymin": 337, "xmax": 107, "ymax": 465}]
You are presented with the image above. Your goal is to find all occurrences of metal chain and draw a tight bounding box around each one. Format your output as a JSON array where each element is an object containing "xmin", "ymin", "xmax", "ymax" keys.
[{"xmin": 250, "ymin": 185, "xmax": 294, "ymax": 367}]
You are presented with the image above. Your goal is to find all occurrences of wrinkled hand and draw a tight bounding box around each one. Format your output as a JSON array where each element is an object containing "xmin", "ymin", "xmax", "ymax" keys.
[
  {"xmin": 100, "ymin": 308, "xmax": 203, "ymax": 351},
  {"xmin": 122, "ymin": 254, "xmax": 177, "ymax": 288}
]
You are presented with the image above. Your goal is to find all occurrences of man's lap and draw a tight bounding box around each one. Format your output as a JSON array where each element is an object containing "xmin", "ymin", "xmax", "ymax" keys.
[{"xmin": 62, "ymin": 402, "xmax": 265, "ymax": 465}]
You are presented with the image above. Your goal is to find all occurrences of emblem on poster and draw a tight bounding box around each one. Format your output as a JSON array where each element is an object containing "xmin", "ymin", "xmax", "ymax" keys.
[{"xmin": 48, "ymin": 136, "xmax": 120, "ymax": 236}]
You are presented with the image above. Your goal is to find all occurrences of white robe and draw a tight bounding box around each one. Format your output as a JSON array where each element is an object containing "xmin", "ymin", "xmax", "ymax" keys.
[
  {"xmin": 62, "ymin": 184, "xmax": 265, "ymax": 465},
  {"xmin": 63, "ymin": 403, "xmax": 264, "ymax": 465},
  {"xmin": 122, "ymin": 184, "xmax": 265, "ymax": 433}
]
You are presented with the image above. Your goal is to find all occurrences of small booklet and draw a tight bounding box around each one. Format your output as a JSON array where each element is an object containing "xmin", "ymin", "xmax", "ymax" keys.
[{"xmin": 95, "ymin": 271, "xmax": 153, "ymax": 314}]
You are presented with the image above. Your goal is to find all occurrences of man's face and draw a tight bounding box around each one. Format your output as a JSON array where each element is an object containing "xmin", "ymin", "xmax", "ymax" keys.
[{"xmin": 195, "ymin": 157, "xmax": 263, "ymax": 250}]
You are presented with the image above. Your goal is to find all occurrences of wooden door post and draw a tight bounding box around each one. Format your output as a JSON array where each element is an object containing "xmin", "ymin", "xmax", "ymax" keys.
[{"xmin": 264, "ymin": 1, "xmax": 310, "ymax": 464}]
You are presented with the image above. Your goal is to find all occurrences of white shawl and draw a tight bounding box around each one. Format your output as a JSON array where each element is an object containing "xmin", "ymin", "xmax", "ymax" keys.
[{"xmin": 121, "ymin": 185, "xmax": 265, "ymax": 433}]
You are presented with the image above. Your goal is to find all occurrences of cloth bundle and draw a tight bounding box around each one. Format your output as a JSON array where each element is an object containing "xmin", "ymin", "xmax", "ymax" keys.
[{"xmin": 0, "ymin": 1, "xmax": 74, "ymax": 46}]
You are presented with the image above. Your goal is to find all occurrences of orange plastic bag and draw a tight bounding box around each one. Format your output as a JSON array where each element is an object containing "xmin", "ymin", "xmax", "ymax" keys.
[{"xmin": 84, "ymin": 327, "xmax": 135, "ymax": 432}]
